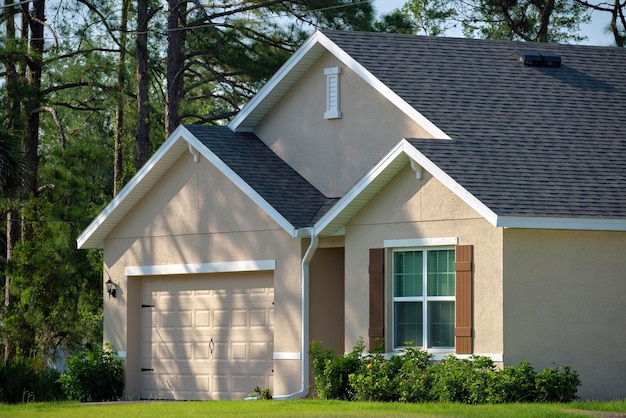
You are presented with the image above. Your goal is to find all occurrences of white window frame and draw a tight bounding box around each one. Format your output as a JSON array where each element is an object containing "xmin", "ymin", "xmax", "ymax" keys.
[{"xmin": 387, "ymin": 238, "xmax": 457, "ymax": 353}]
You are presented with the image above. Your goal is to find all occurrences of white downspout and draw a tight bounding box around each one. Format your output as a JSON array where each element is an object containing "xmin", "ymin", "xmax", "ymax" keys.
[{"xmin": 273, "ymin": 227, "xmax": 318, "ymax": 400}]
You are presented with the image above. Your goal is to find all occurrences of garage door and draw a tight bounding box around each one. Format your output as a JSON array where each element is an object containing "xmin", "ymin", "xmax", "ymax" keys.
[{"xmin": 140, "ymin": 272, "xmax": 274, "ymax": 400}]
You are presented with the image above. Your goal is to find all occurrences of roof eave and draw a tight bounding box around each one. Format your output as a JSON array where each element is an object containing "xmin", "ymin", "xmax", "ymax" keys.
[
  {"xmin": 314, "ymin": 139, "xmax": 499, "ymax": 236},
  {"xmin": 496, "ymin": 216, "xmax": 626, "ymax": 231},
  {"xmin": 77, "ymin": 126, "xmax": 300, "ymax": 250},
  {"xmin": 77, "ymin": 125, "xmax": 194, "ymax": 249},
  {"xmin": 229, "ymin": 31, "xmax": 450, "ymax": 139}
]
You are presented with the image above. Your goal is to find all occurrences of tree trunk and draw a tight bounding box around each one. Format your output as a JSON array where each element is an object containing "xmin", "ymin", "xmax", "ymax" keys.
[
  {"xmin": 24, "ymin": 0, "xmax": 45, "ymax": 193},
  {"xmin": 165, "ymin": 0, "xmax": 184, "ymax": 136},
  {"xmin": 114, "ymin": 0, "xmax": 129, "ymax": 195},
  {"xmin": 136, "ymin": 0, "xmax": 150, "ymax": 170}
]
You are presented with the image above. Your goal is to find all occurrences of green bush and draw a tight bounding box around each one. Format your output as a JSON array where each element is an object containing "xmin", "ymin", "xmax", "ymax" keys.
[
  {"xmin": 309, "ymin": 339, "xmax": 364, "ymax": 400},
  {"xmin": 310, "ymin": 340, "xmax": 581, "ymax": 404},
  {"xmin": 349, "ymin": 352, "xmax": 401, "ymax": 402},
  {"xmin": 0, "ymin": 358, "xmax": 65, "ymax": 403},
  {"xmin": 59, "ymin": 345, "xmax": 124, "ymax": 402}
]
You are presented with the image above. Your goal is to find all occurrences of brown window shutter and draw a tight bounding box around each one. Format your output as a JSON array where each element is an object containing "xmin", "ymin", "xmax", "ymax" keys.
[
  {"xmin": 455, "ymin": 244, "xmax": 473, "ymax": 354},
  {"xmin": 369, "ymin": 248, "xmax": 385, "ymax": 350}
]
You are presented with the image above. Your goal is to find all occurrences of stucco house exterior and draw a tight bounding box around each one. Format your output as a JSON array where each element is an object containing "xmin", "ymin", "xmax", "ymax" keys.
[{"xmin": 78, "ymin": 30, "xmax": 626, "ymax": 401}]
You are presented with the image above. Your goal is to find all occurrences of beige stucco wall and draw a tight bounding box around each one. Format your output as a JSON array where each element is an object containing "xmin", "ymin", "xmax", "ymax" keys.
[
  {"xmin": 503, "ymin": 229, "xmax": 626, "ymax": 400},
  {"xmin": 103, "ymin": 151, "xmax": 304, "ymax": 399},
  {"xmin": 344, "ymin": 165, "xmax": 504, "ymax": 356},
  {"xmin": 254, "ymin": 51, "xmax": 434, "ymax": 198}
]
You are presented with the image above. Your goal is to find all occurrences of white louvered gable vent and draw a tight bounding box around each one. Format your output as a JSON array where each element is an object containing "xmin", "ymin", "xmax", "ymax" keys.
[{"xmin": 324, "ymin": 67, "xmax": 342, "ymax": 119}]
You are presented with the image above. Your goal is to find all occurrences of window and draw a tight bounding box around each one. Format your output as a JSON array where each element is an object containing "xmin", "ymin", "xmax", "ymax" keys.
[{"xmin": 392, "ymin": 248, "xmax": 455, "ymax": 349}]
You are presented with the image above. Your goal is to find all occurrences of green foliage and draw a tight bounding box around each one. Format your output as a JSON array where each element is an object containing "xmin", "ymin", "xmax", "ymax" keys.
[
  {"xmin": 310, "ymin": 340, "xmax": 580, "ymax": 404},
  {"xmin": 59, "ymin": 345, "xmax": 124, "ymax": 402},
  {"xmin": 251, "ymin": 386, "xmax": 273, "ymax": 400},
  {"xmin": 0, "ymin": 129, "xmax": 28, "ymax": 198},
  {"xmin": 0, "ymin": 358, "xmax": 64, "ymax": 403},
  {"xmin": 309, "ymin": 339, "xmax": 364, "ymax": 400},
  {"xmin": 535, "ymin": 365, "xmax": 581, "ymax": 402}
]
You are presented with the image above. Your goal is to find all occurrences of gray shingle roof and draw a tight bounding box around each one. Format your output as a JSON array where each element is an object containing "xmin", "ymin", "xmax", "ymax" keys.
[
  {"xmin": 322, "ymin": 30, "xmax": 626, "ymax": 219},
  {"xmin": 184, "ymin": 124, "xmax": 336, "ymax": 229}
]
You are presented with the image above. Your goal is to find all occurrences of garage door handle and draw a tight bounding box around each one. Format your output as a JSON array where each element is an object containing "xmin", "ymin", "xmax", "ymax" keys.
[{"xmin": 141, "ymin": 368, "xmax": 154, "ymax": 372}]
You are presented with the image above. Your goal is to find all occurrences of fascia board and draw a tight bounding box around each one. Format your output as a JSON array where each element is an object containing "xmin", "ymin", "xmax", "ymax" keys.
[
  {"xmin": 184, "ymin": 133, "xmax": 297, "ymax": 237},
  {"xmin": 314, "ymin": 139, "xmax": 500, "ymax": 236},
  {"xmin": 496, "ymin": 216, "xmax": 626, "ymax": 231},
  {"xmin": 316, "ymin": 33, "xmax": 451, "ymax": 140},
  {"xmin": 314, "ymin": 141, "xmax": 408, "ymax": 234},
  {"xmin": 228, "ymin": 32, "xmax": 325, "ymax": 132},
  {"xmin": 401, "ymin": 141, "xmax": 499, "ymax": 226},
  {"xmin": 77, "ymin": 125, "xmax": 191, "ymax": 249}
]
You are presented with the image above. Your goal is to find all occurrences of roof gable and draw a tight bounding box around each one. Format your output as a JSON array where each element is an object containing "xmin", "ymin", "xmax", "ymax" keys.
[
  {"xmin": 228, "ymin": 30, "xmax": 449, "ymax": 139},
  {"xmin": 78, "ymin": 125, "xmax": 333, "ymax": 248}
]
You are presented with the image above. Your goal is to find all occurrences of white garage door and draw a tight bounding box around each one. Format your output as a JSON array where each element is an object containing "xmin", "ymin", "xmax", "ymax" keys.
[{"xmin": 140, "ymin": 272, "xmax": 274, "ymax": 400}]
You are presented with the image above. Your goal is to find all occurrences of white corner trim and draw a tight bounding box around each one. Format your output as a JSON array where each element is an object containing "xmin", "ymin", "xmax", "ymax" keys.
[
  {"xmin": 125, "ymin": 259, "xmax": 276, "ymax": 277},
  {"xmin": 273, "ymin": 352, "xmax": 301, "ymax": 360},
  {"xmin": 188, "ymin": 143, "xmax": 199, "ymax": 162},
  {"xmin": 384, "ymin": 237, "xmax": 458, "ymax": 248}
]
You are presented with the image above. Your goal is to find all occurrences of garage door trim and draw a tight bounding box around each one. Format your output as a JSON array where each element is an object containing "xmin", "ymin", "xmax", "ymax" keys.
[{"xmin": 126, "ymin": 259, "xmax": 276, "ymax": 276}]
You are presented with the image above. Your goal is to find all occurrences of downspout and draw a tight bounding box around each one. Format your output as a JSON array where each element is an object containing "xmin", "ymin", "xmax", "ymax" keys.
[{"xmin": 273, "ymin": 227, "xmax": 318, "ymax": 400}]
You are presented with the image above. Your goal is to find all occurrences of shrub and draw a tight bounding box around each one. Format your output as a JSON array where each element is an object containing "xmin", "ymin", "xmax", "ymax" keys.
[
  {"xmin": 534, "ymin": 365, "xmax": 580, "ymax": 402},
  {"xmin": 309, "ymin": 339, "xmax": 364, "ymax": 400},
  {"xmin": 395, "ymin": 346, "xmax": 434, "ymax": 402},
  {"xmin": 349, "ymin": 352, "xmax": 401, "ymax": 402},
  {"xmin": 310, "ymin": 339, "xmax": 581, "ymax": 404},
  {"xmin": 251, "ymin": 386, "xmax": 272, "ymax": 400},
  {"xmin": 59, "ymin": 345, "xmax": 124, "ymax": 402},
  {"xmin": 0, "ymin": 358, "xmax": 64, "ymax": 403}
]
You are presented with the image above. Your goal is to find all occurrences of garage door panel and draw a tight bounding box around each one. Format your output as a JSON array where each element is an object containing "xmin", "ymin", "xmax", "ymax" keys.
[{"xmin": 140, "ymin": 272, "xmax": 274, "ymax": 400}]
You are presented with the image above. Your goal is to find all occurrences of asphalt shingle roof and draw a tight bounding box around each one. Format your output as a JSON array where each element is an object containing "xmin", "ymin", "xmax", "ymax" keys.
[
  {"xmin": 184, "ymin": 124, "xmax": 336, "ymax": 229},
  {"xmin": 322, "ymin": 30, "xmax": 626, "ymax": 219}
]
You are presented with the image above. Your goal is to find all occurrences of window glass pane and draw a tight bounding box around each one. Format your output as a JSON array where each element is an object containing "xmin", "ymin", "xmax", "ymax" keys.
[
  {"xmin": 428, "ymin": 301, "xmax": 455, "ymax": 348},
  {"xmin": 394, "ymin": 301, "xmax": 423, "ymax": 347},
  {"xmin": 394, "ymin": 251, "xmax": 423, "ymax": 297},
  {"xmin": 427, "ymin": 250, "xmax": 455, "ymax": 296}
]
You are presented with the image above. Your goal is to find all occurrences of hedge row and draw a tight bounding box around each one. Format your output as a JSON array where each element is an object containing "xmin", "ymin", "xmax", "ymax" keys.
[{"xmin": 309, "ymin": 339, "xmax": 580, "ymax": 404}]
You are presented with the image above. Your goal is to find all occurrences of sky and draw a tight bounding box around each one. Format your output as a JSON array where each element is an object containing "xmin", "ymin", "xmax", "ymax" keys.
[{"xmin": 372, "ymin": 0, "xmax": 615, "ymax": 46}]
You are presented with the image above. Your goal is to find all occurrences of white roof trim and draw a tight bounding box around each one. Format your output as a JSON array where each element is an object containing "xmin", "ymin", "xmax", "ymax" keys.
[
  {"xmin": 184, "ymin": 132, "xmax": 297, "ymax": 237},
  {"xmin": 229, "ymin": 31, "xmax": 450, "ymax": 139},
  {"xmin": 125, "ymin": 259, "xmax": 276, "ymax": 276},
  {"xmin": 316, "ymin": 32, "xmax": 450, "ymax": 140},
  {"xmin": 77, "ymin": 125, "xmax": 297, "ymax": 249},
  {"xmin": 229, "ymin": 32, "xmax": 324, "ymax": 131},
  {"xmin": 313, "ymin": 140, "xmax": 408, "ymax": 234},
  {"xmin": 496, "ymin": 216, "xmax": 626, "ymax": 231},
  {"xmin": 315, "ymin": 138, "xmax": 626, "ymax": 234},
  {"xmin": 77, "ymin": 125, "xmax": 191, "ymax": 249},
  {"xmin": 400, "ymin": 141, "xmax": 499, "ymax": 226}
]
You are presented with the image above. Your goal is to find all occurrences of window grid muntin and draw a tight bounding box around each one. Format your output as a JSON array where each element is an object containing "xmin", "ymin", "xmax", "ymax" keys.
[{"xmin": 392, "ymin": 247, "xmax": 455, "ymax": 350}]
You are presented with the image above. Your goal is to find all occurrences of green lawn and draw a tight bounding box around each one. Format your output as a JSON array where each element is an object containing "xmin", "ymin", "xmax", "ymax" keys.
[{"xmin": 0, "ymin": 400, "xmax": 625, "ymax": 417}]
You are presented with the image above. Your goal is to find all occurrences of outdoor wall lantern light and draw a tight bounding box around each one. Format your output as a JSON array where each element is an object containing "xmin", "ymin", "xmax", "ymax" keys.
[{"xmin": 105, "ymin": 278, "xmax": 116, "ymax": 298}]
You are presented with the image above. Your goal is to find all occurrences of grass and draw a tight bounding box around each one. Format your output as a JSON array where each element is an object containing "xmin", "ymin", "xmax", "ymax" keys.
[{"xmin": 0, "ymin": 399, "xmax": 625, "ymax": 417}]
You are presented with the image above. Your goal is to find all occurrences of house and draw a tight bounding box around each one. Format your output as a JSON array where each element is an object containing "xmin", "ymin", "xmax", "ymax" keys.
[{"xmin": 77, "ymin": 30, "xmax": 626, "ymax": 401}]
